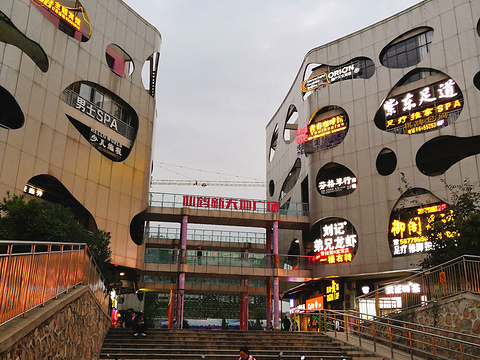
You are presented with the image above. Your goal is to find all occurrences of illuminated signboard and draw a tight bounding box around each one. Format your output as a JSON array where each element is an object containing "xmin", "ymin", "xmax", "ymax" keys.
[
  {"xmin": 32, "ymin": 0, "xmax": 92, "ymax": 42},
  {"xmin": 306, "ymin": 296, "xmax": 324, "ymax": 311},
  {"xmin": 383, "ymin": 78, "xmax": 463, "ymax": 135},
  {"xmin": 326, "ymin": 280, "xmax": 341, "ymax": 302},
  {"xmin": 310, "ymin": 218, "xmax": 358, "ymax": 264},
  {"xmin": 297, "ymin": 108, "xmax": 349, "ymax": 155},
  {"xmin": 24, "ymin": 185, "xmax": 44, "ymax": 198},
  {"xmin": 34, "ymin": 0, "xmax": 81, "ymax": 30},
  {"xmin": 385, "ymin": 282, "xmax": 421, "ymax": 295},
  {"xmin": 389, "ymin": 202, "xmax": 457, "ymax": 257},
  {"xmin": 316, "ymin": 163, "xmax": 357, "ymax": 197},
  {"xmin": 301, "ymin": 57, "xmax": 374, "ymax": 95},
  {"xmin": 182, "ymin": 195, "xmax": 279, "ymax": 213}
]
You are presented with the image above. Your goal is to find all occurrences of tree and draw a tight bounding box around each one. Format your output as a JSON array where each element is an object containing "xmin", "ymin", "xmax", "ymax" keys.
[
  {"xmin": 0, "ymin": 192, "xmax": 113, "ymax": 283},
  {"xmin": 419, "ymin": 178, "xmax": 480, "ymax": 269}
]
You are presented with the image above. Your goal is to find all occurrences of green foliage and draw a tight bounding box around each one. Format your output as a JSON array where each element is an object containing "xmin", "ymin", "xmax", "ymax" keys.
[
  {"xmin": 0, "ymin": 192, "xmax": 113, "ymax": 283},
  {"xmin": 417, "ymin": 179, "xmax": 480, "ymax": 269}
]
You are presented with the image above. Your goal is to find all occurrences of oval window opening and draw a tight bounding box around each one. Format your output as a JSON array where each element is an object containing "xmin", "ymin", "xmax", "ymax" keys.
[
  {"xmin": 106, "ymin": 44, "xmax": 134, "ymax": 78},
  {"xmin": 297, "ymin": 105, "xmax": 349, "ymax": 155},
  {"xmin": 380, "ymin": 27, "xmax": 433, "ymax": 68},
  {"xmin": 142, "ymin": 52, "xmax": 160, "ymax": 97},
  {"xmin": 0, "ymin": 85, "xmax": 25, "ymax": 130},
  {"xmin": 284, "ymin": 105, "xmax": 298, "ymax": 143},
  {"xmin": 269, "ymin": 124, "xmax": 279, "ymax": 163},
  {"xmin": 316, "ymin": 163, "xmax": 357, "ymax": 197},
  {"xmin": 376, "ymin": 148, "xmax": 397, "ymax": 176},
  {"xmin": 306, "ymin": 217, "xmax": 358, "ymax": 264},
  {"xmin": 279, "ymin": 158, "xmax": 301, "ymax": 201},
  {"xmin": 62, "ymin": 81, "xmax": 139, "ymax": 162},
  {"xmin": 374, "ymin": 68, "xmax": 463, "ymax": 135}
]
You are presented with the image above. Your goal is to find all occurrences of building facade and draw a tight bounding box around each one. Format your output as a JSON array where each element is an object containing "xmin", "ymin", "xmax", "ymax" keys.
[
  {"xmin": 266, "ymin": 0, "xmax": 480, "ymax": 311},
  {"xmin": 0, "ymin": 0, "xmax": 161, "ymax": 269}
]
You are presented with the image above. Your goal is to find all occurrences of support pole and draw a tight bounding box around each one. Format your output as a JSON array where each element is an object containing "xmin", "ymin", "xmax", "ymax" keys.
[
  {"xmin": 273, "ymin": 221, "xmax": 279, "ymax": 329},
  {"xmin": 266, "ymin": 227, "xmax": 272, "ymax": 325},
  {"xmin": 176, "ymin": 215, "xmax": 188, "ymax": 329}
]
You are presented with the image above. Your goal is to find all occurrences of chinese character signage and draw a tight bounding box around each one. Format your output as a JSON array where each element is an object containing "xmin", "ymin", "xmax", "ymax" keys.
[
  {"xmin": 309, "ymin": 218, "xmax": 358, "ymax": 264},
  {"xmin": 383, "ymin": 78, "xmax": 463, "ymax": 135},
  {"xmin": 326, "ymin": 280, "xmax": 341, "ymax": 302},
  {"xmin": 306, "ymin": 296, "xmax": 324, "ymax": 311},
  {"xmin": 297, "ymin": 109, "xmax": 349, "ymax": 155},
  {"xmin": 316, "ymin": 163, "xmax": 357, "ymax": 197},
  {"xmin": 89, "ymin": 128, "xmax": 124, "ymax": 161},
  {"xmin": 385, "ymin": 282, "xmax": 421, "ymax": 295},
  {"xmin": 389, "ymin": 202, "xmax": 457, "ymax": 257},
  {"xmin": 182, "ymin": 195, "xmax": 279, "ymax": 213},
  {"xmin": 32, "ymin": 0, "xmax": 92, "ymax": 42},
  {"xmin": 23, "ymin": 185, "xmax": 43, "ymax": 198}
]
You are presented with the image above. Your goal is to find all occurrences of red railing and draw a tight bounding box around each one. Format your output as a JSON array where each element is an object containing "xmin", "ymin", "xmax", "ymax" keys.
[{"xmin": 0, "ymin": 241, "xmax": 109, "ymax": 326}]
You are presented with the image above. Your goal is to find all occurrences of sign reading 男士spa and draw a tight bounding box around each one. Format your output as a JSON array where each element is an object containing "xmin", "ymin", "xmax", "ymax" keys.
[{"xmin": 383, "ymin": 78, "xmax": 463, "ymax": 135}]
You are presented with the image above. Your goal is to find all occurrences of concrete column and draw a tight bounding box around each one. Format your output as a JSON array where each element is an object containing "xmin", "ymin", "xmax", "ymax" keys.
[
  {"xmin": 266, "ymin": 278, "xmax": 272, "ymax": 326},
  {"xmin": 176, "ymin": 273, "xmax": 185, "ymax": 329},
  {"xmin": 273, "ymin": 277, "xmax": 279, "ymax": 329},
  {"xmin": 176, "ymin": 215, "xmax": 188, "ymax": 329},
  {"xmin": 273, "ymin": 221, "xmax": 279, "ymax": 329}
]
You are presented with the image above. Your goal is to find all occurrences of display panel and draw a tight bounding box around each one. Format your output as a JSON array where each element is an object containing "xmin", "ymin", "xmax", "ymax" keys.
[
  {"xmin": 308, "ymin": 217, "xmax": 358, "ymax": 264},
  {"xmin": 388, "ymin": 202, "xmax": 456, "ymax": 257},
  {"xmin": 382, "ymin": 78, "xmax": 463, "ymax": 135}
]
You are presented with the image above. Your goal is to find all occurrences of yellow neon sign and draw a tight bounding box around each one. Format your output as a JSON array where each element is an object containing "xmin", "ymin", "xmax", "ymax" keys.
[{"xmin": 34, "ymin": 0, "xmax": 82, "ymax": 30}]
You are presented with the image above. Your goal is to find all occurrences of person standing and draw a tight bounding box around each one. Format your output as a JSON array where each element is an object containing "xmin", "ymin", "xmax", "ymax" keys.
[
  {"xmin": 239, "ymin": 346, "xmax": 255, "ymax": 360},
  {"xmin": 282, "ymin": 316, "xmax": 291, "ymax": 331},
  {"xmin": 197, "ymin": 245, "xmax": 203, "ymax": 265}
]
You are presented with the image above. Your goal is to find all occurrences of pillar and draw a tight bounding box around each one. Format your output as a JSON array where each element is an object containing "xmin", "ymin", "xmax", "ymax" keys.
[
  {"xmin": 273, "ymin": 221, "xmax": 279, "ymax": 329},
  {"xmin": 175, "ymin": 215, "xmax": 188, "ymax": 329},
  {"xmin": 265, "ymin": 228, "xmax": 272, "ymax": 324}
]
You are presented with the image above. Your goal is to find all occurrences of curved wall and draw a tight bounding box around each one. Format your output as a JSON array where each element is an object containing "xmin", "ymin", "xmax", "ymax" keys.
[
  {"xmin": 0, "ymin": 0, "xmax": 161, "ymax": 269},
  {"xmin": 266, "ymin": 0, "xmax": 480, "ymax": 279}
]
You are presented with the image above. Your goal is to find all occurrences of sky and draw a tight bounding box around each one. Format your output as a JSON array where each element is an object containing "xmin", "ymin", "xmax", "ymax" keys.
[{"xmin": 123, "ymin": 0, "xmax": 422, "ymax": 201}]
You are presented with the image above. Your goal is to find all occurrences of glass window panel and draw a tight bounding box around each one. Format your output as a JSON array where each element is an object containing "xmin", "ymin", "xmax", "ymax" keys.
[
  {"xmin": 405, "ymin": 37, "xmax": 417, "ymax": 51},
  {"xmin": 406, "ymin": 49, "xmax": 418, "ymax": 66},
  {"xmin": 93, "ymin": 89, "xmax": 104, "ymax": 108},
  {"xmin": 79, "ymin": 83, "xmax": 92, "ymax": 101},
  {"xmin": 103, "ymin": 93, "xmax": 113, "ymax": 114}
]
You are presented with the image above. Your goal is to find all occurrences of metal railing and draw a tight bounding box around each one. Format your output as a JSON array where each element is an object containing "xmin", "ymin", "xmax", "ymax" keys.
[
  {"xmin": 144, "ymin": 248, "xmax": 313, "ymax": 270},
  {"xmin": 148, "ymin": 192, "xmax": 309, "ymax": 216},
  {"xmin": 356, "ymin": 255, "xmax": 480, "ymax": 316},
  {"xmin": 319, "ymin": 309, "xmax": 480, "ymax": 360},
  {"xmin": 0, "ymin": 241, "xmax": 109, "ymax": 326},
  {"xmin": 147, "ymin": 226, "xmax": 266, "ymax": 244}
]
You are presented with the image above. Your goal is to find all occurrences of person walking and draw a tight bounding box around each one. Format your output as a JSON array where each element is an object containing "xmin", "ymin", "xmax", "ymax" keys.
[{"xmin": 282, "ymin": 316, "xmax": 291, "ymax": 331}]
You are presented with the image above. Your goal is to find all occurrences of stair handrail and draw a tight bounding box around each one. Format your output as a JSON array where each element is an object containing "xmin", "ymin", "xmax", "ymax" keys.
[{"xmin": 0, "ymin": 240, "xmax": 109, "ymax": 326}]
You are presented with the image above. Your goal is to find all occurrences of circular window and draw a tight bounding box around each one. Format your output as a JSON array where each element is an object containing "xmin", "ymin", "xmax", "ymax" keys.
[
  {"xmin": 376, "ymin": 148, "xmax": 397, "ymax": 176},
  {"xmin": 268, "ymin": 180, "xmax": 275, "ymax": 197}
]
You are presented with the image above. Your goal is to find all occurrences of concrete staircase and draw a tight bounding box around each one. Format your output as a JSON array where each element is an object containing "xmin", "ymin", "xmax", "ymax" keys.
[{"xmin": 100, "ymin": 328, "xmax": 385, "ymax": 360}]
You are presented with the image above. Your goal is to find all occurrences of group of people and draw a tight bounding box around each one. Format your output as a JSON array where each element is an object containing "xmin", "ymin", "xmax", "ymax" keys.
[{"xmin": 122, "ymin": 308, "xmax": 148, "ymax": 337}]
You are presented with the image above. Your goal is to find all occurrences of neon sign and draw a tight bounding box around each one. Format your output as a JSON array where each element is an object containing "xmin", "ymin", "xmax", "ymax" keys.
[
  {"xmin": 34, "ymin": 0, "xmax": 82, "ymax": 30},
  {"xmin": 318, "ymin": 176, "xmax": 357, "ymax": 195},
  {"xmin": 389, "ymin": 202, "xmax": 457, "ymax": 257},
  {"xmin": 24, "ymin": 185, "xmax": 44, "ymax": 198},
  {"xmin": 312, "ymin": 218, "xmax": 358, "ymax": 264},
  {"xmin": 383, "ymin": 78, "xmax": 463, "ymax": 134},
  {"xmin": 385, "ymin": 282, "xmax": 421, "ymax": 295},
  {"xmin": 301, "ymin": 61, "xmax": 366, "ymax": 93},
  {"xmin": 182, "ymin": 195, "xmax": 279, "ymax": 213},
  {"xmin": 326, "ymin": 280, "xmax": 341, "ymax": 302},
  {"xmin": 297, "ymin": 109, "xmax": 349, "ymax": 155}
]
